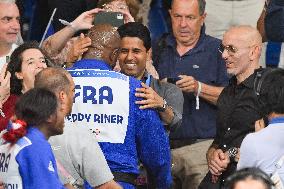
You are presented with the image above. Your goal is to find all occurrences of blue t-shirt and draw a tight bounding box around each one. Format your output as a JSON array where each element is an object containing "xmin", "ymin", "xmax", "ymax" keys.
[
  {"xmin": 67, "ymin": 59, "xmax": 172, "ymax": 189},
  {"xmin": 153, "ymin": 27, "xmax": 229, "ymax": 139}
]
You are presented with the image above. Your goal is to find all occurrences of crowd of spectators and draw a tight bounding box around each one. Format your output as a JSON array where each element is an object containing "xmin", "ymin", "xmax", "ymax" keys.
[{"xmin": 0, "ymin": 0, "xmax": 284, "ymax": 189}]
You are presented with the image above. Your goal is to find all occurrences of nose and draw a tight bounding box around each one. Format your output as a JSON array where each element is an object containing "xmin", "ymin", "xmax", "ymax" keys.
[
  {"xmin": 11, "ymin": 19, "xmax": 20, "ymax": 31},
  {"xmin": 125, "ymin": 51, "xmax": 134, "ymax": 61},
  {"xmin": 180, "ymin": 17, "xmax": 187, "ymax": 27},
  {"xmin": 222, "ymin": 49, "xmax": 229, "ymax": 60}
]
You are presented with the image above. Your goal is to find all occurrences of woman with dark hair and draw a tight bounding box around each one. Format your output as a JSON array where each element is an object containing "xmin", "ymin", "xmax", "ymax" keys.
[
  {"xmin": 0, "ymin": 88, "xmax": 66, "ymax": 188},
  {"xmin": 224, "ymin": 167, "xmax": 274, "ymax": 189},
  {"xmin": 0, "ymin": 41, "xmax": 48, "ymax": 130}
]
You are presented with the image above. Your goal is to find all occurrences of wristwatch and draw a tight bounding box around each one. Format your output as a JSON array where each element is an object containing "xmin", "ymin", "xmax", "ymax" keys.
[
  {"xmin": 227, "ymin": 147, "xmax": 238, "ymax": 162},
  {"xmin": 156, "ymin": 99, "xmax": 167, "ymax": 112}
]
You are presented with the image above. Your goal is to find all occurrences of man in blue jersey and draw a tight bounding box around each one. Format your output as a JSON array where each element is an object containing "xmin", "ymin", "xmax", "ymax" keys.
[{"xmin": 65, "ymin": 24, "xmax": 172, "ymax": 189}]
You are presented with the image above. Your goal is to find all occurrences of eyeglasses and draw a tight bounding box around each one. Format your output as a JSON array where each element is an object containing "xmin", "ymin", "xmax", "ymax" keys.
[
  {"xmin": 218, "ymin": 44, "xmax": 238, "ymax": 55},
  {"xmin": 219, "ymin": 43, "xmax": 257, "ymax": 56}
]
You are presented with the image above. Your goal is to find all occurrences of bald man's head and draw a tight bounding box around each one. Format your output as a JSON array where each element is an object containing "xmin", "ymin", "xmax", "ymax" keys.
[
  {"xmin": 83, "ymin": 24, "xmax": 121, "ymax": 67},
  {"xmin": 224, "ymin": 25, "xmax": 262, "ymax": 47},
  {"xmin": 35, "ymin": 67, "xmax": 75, "ymax": 115},
  {"xmin": 35, "ymin": 67, "xmax": 72, "ymax": 94},
  {"xmin": 222, "ymin": 25, "xmax": 263, "ymax": 82}
]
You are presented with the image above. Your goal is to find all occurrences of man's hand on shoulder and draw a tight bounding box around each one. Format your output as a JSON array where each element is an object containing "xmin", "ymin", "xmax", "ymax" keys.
[{"xmin": 135, "ymin": 82, "xmax": 164, "ymax": 109}]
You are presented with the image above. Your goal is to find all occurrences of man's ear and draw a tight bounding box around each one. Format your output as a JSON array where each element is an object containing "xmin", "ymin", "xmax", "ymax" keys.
[
  {"xmin": 200, "ymin": 12, "xmax": 207, "ymax": 26},
  {"xmin": 57, "ymin": 90, "xmax": 67, "ymax": 114},
  {"xmin": 15, "ymin": 72, "xmax": 23, "ymax": 80},
  {"xmin": 250, "ymin": 45, "xmax": 262, "ymax": 61},
  {"xmin": 58, "ymin": 91, "xmax": 65, "ymax": 104},
  {"xmin": 168, "ymin": 9, "xmax": 172, "ymax": 16}
]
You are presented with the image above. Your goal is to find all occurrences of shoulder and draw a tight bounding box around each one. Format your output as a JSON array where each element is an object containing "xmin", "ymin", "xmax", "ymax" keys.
[
  {"xmin": 20, "ymin": 131, "xmax": 51, "ymax": 154},
  {"xmin": 153, "ymin": 79, "xmax": 182, "ymax": 97},
  {"xmin": 16, "ymin": 136, "xmax": 53, "ymax": 164},
  {"xmin": 202, "ymin": 34, "xmax": 222, "ymax": 49},
  {"xmin": 129, "ymin": 76, "xmax": 142, "ymax": 91},
  {"xmin": 53, "ymin": 126, "xmax": 98, "ymax": 143},
  {"xmin": 241, "ymin": 132, "xmax": 259, "ymax": 148},
  {"xmin": 153, "ymin": 33, "xmax": 174, "ymax": 51}
]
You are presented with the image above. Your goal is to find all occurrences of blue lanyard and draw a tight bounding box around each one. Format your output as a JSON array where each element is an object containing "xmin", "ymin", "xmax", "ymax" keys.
[
  {"xmin": 145, "ymin": 74, "xmax": 152, "ymax": 87},
  {"xmin": 269, "ymin": 116, "xmax": 284, "ymax": 125}
]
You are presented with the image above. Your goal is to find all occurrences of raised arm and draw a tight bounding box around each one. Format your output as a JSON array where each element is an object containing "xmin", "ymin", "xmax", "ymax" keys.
[{"xmin": 42, "ymin": 8, "xmax": 102, "ymax": 55}]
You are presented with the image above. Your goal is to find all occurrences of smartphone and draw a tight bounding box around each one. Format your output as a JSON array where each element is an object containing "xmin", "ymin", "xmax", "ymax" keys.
[
  {"xmin": 93, "ymin": 12, "xmax": 124, "ymax": 27},
  {"xmin": 167, "ymin": 77, "xmax": 181, "ymax": 84}
]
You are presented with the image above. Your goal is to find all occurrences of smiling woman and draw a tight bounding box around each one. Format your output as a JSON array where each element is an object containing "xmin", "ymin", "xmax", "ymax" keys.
[{"xmin": 0, "ymin": 41, "xmax": 50, "ymax": 131}]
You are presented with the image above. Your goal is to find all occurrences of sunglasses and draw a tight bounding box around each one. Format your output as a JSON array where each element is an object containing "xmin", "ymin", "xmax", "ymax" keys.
[{"xmin": 218, "ymin": 44, "xmax": 238, "ymax": 55}]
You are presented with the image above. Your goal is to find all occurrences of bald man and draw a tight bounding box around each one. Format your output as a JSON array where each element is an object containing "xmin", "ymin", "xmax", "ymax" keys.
[
  {"xmin": 65, "ymin": 24, "xmax": 172, "ymax": 189},
  {"xmin": 200, "ymin": 25, "xmax": 267, "ymax": 188}
]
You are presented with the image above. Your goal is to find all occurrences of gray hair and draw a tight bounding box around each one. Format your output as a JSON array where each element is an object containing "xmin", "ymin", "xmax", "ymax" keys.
[
  {"xmin": 171, "ymin": 0, "xmax": 206, "ymax": 15},
  {"xmin": 0, "ymin": 0, "xmax": 16, "ymax": 3},
  {"xmin": 198, "ymin": 0, "xmax": 206, "ymax": 15},
  {"xmin": 35, "ymin": 67, "xmax": 72, "ymax": 95}
]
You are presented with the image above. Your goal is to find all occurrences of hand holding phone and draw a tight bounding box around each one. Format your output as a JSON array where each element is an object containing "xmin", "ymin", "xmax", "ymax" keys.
[
  {"xmin": 167, "ymin": 77, "xmax": 181, "ymax": 84},
  {"xmin": 93, "ymin": 12, "xmax": 124, "ymax": 27}
]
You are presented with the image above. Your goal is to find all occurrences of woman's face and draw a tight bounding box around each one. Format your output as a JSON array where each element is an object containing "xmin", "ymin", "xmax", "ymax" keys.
[{"xmin": 16, "ymin": 48, "xmax": 47, "ymax": 92}]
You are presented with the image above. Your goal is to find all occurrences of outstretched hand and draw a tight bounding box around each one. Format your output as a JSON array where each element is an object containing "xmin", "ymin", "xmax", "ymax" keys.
[{"xmin": 72, "ymin": 8, "xmax": 104, "ymax": 31}]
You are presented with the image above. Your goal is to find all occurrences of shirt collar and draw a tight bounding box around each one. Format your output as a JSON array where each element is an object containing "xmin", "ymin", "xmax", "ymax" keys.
[
  {"xmin": 140, "ymin": 71, "xmax": 153, "ymax": 87},
  {"xmin": 229, "ymin": 68, "xmax": 262, "ymax": 89},
  {"xmin": 141, "ymin": 70, "xmax": 149, "ymax": 83},
  {"xmin": 71, "ymin": 59, "xmax": 112, "ymax": 70},
  {"xmin": 28, "ymin": 127, "xmax": 46, "ymax": 140},
  {"xmin": 269, "ymin": 117, "xmax": 284, "ymax": 125}
]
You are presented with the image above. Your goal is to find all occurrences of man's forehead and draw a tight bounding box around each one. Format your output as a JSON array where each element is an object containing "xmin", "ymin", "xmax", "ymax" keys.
[
  {"xmin": 0, "ymin": 3, "xmax": 19, "ymax": 17},
  {"xmin": 223, "ymin": 31, "xmax": 247, "ymax": 45},
  {"xmin": 121, "ymin": 37, "xmax": 144, "ymax": 46}
]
